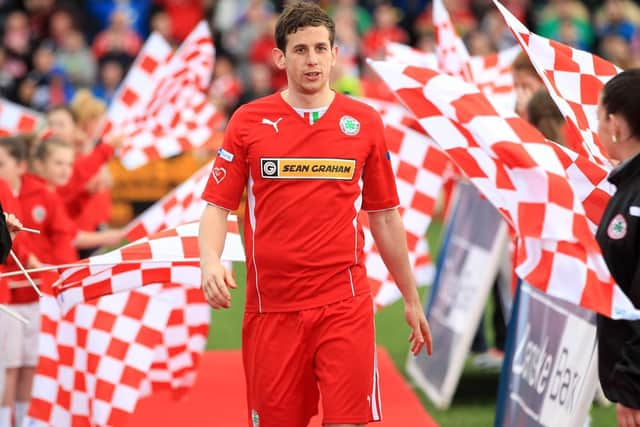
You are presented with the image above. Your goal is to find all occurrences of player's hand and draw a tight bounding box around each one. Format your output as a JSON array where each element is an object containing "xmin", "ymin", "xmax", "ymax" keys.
[
  {"xmin": 4, "ymin": 212, "xmax": 22, "ymax": 239},
  {"xmin": 201, "ymin": 261, "xmax": 237, "ymax": 309},
  {"xmin": 405, "ymin": 300, "xmax": 433, "ymax": 356},
  {"xmin": 616, "ymin": 403, "xmax": 640, "ymax": 427}
]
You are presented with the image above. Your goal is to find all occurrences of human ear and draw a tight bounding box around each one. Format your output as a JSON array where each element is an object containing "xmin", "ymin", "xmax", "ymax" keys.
[{"xmin": 272, "ymin": 48, "xmax": 286, "ymax": 70}]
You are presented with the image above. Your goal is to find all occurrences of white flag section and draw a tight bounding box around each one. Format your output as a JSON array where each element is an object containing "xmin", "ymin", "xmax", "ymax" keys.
[
  {"xmin": 107, "ymin": 22, "xmax": 223, "ymax": 170},
  {"xmin": 0, "ymin": 97, "xmax": 42, "ymax": 135},
  {"xmin": 407, "ymin": 182, "xmax": 508, "ymax": 409},
  {"xmin": 496, "ymin": 282, "xmax": 599, "ymax": 427}
]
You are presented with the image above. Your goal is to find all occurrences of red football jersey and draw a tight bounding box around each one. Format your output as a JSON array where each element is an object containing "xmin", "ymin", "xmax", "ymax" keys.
[
  {"xmin": 202, "ymin": 93, "xmax": 399, "ymax": 312},
  {"xmin": 19, "ymin": 173, "xmax": 79, "ymax": 265}
]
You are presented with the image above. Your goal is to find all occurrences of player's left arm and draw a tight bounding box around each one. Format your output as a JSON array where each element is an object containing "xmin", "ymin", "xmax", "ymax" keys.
[{"xmin": 368, "ymin": 208, "xmax": 433, "ymax": 356}]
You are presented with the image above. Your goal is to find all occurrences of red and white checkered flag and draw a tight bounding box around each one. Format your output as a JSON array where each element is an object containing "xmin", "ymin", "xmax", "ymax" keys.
[
  {"xmin": 0, "ymin": 98, "xmax": 42, "ymax": 136},
  {"xmin": 124, "ymin": 162, "xmax": 213, "ymax": 241},
  {"xmin": 49, "ymin": 220, "xmax": 244, "ymax": 312},
  {"xmin": 468, "ymin": 45, "xmax": 520, "ymax": 111},
  {"xmin": 103, "ymin": 33, "xmax": 172, "ymax": 135},
  {"xmin": 494, "ymin": 0, "xmax": 618, "ymax": 165},
  {"xmin": 433, "ymin": 0, "xmax": 472, "ymax": 80},
  {"xmin": 109, "ymin": 23, "xmax": 224, "ymax": 170},
  {"xmin": 140, "ymin": 284, "xmax": 209, "ymax": 397},
  {"xmin": 358, "ymin": 98, "xmax": 456, "ymax": 307},
  {"xmin": 26, "ymin": 286, "xmax": 173, "ymax": 427},
  {"xmin": 368, "ymin": 59, "xmax": 639, "ymax": 319}
]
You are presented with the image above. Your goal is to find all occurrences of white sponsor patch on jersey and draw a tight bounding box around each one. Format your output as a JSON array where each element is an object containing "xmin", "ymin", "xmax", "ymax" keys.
[{"xmin": 217, "ymin": 148, "xmax": 234, "ymax": 162}]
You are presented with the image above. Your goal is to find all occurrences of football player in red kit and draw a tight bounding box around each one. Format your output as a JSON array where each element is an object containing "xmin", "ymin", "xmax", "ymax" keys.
[{"xmin": 199, "ymin": 3, "xmax": 433, "ymax": 427}]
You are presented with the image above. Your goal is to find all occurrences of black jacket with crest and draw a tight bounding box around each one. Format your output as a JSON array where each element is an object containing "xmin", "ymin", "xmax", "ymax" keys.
[{"xmin": 596, "ymin": 152, "xmax": 640, "ymax": 408}]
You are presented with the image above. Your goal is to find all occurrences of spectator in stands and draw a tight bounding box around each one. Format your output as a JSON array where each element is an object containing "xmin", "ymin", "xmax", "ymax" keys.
[
  {"xmin": 595, "ymin": 0, "xmax": 638, "ymax": 45},
  {"xmin": 236, "ymin": 62, "xmax": 274, "ymax": 109},
  {"xmin": 22, "ymin": 0, "xmax": 56, "ymax": 42},
  {"xmin": 333, "ymin": 5, "xmax": 362, "ymax": 78},
  {"xmin": 595, "ymin": 68, "xmax": 640, "ymax": 427},
  {"xmin": 150, "ymin": 7, "xmax": 176, "ymax": 46},
  {"xmin": 328, "ymin": 0, "xmax": 373, "ymax": 36},
  {"xmin": 361, "ymin": 1, "xmax": 408, "ymax": 60},
  {"xmin": 465, "ymin": 28, "xmax": 496, "ymax": 56},
  {"xmin": 24, "ymin": 42, "xmax": 74, "ymax": 111},
  {"xmin": 1, "ymin": 10, "xmax": 33, "ymax": 86},
  {"xmin": 599, "ymin": 34, "xmax": 633, "ymax": 69},
  {"xmin": 0, "ymin": 46, "xmax": 18, "ymax": 99},
  {"xmin": 85, "ymin": 1, "xmax": 152, "ymax": 40},
  {"xmin": 92, "ymin": 8, "xmax": 142, "ymax": 61},
  {"xmin": 55, "ymin": 29, "xmax": 96, "ymax": 88},
  {"xmin": 209, "ymin": 55, "xmax": 243, "ymax": 115},
  {"xmin": 536, "ymin": 0, "xmax": 594, "ymax": 51},
  {"xmin": 248, "ymin": 14, "xmax": 287, "ymax": 91},
  {"xmin": 480, "ymin": 9, "xmax": 518, "ymax": 51},
  {"xmin": 155, "ymin": 0, "xmax": 205, "ymax": 43},
  {"xmin": 92, "ymin": 54, "xmax": 126, "ymax": 106},
  {"xmin": 47, "ymin": 8, "xmax": 74, "ymax": 48}
]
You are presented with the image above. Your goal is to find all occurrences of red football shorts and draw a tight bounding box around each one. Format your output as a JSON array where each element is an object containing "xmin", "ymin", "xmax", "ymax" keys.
[{"xmin": 242, "ymin": 293, "xmax": 382, "ymax": 427}]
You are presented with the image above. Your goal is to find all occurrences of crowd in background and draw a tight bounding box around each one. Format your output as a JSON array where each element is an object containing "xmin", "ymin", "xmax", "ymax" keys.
[{"xmin": 1, "ymin": 0, "xmax": 640, "ymax": 119}]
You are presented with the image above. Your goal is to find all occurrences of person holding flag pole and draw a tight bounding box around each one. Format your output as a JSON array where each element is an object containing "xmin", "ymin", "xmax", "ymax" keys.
[{"xmin": 199, "ymin": 2, "xmax": 432, "ymax": 426}]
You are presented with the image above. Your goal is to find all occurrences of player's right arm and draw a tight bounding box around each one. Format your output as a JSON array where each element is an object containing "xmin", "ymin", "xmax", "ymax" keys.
[{"xmin": 199, "ymin": 203, "xmax": 237, "ymax": 309}]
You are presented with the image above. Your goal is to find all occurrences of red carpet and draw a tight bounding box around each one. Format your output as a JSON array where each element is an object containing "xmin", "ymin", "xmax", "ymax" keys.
[{"xmin": 129, "ymin": 347, "xmax": 438, "ymax": 426}]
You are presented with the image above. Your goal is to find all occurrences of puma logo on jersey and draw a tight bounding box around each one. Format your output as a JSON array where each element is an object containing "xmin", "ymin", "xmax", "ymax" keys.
[{"xmin": 261, "ymin": 117, "xmax": 283, "ymax": 133}]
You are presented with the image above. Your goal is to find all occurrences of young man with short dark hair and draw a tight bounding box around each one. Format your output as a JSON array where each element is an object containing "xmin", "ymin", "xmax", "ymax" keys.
[{"xmin": 199, "ymin": 2, "xmax": 433, "ymax": 426}]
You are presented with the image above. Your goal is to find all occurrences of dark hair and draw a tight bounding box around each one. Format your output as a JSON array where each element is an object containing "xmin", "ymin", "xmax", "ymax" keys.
[
  {"xmin": 527, "ymin": 89, "xmax": 565, "ymax": 145},
  {"xmin": 0, "ymin": 135, "xmax": 28, "ymax": 162},
  {"xmin": 275, "ymin": 1, "xmax": 335, "ymax": 52},
  {"xmin": 601, "ymin": 68, "xmax": 640, "ymax": 139}
]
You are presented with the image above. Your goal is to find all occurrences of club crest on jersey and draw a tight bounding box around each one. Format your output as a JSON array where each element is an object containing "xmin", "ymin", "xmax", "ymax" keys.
[
  {"xmin": 212, "ymin": 167, "xmax": 226, "ymax": 184},
  {"xmin": 31, "ymin": 205, "xmax": 46, "ymax": 223},
  {"xmin": 339, "ymin": 115, "xmax": 360, "ymax": 136},
  {"xmin": 608, "ymin": 213, "xmax": 627, "ymax": 240}
]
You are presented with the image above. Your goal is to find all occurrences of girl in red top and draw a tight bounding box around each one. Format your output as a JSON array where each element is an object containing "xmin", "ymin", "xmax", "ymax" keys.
[
  {"xmin": 1, "ymin": 135, "xmax": 124, "ymax": 427},
  {"xmin": 0, "ymin": 136, "xmax": 45, "ymax": 427},
  {"xmin": 46, "ymin": 103, "xmax": 120, "ymax": 230}
]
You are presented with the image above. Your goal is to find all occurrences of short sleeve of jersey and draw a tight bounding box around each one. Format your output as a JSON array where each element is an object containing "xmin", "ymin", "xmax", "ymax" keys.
[
  {"xmin": 361, "ymin": 111, "xmax": 399, "ymax": 211},
  {"xmin": 202, "ymin": 109, "xmax": 249, "ymax": 210}
]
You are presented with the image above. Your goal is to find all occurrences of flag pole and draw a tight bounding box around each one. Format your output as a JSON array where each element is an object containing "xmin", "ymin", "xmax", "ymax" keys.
[
  {"xmin": 9, "ymin": 250, "xmax": 42, "ymax": 297},
  {"xmin": 0, "ymin": 304, "xmax": 29, "ymax": 325}
]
